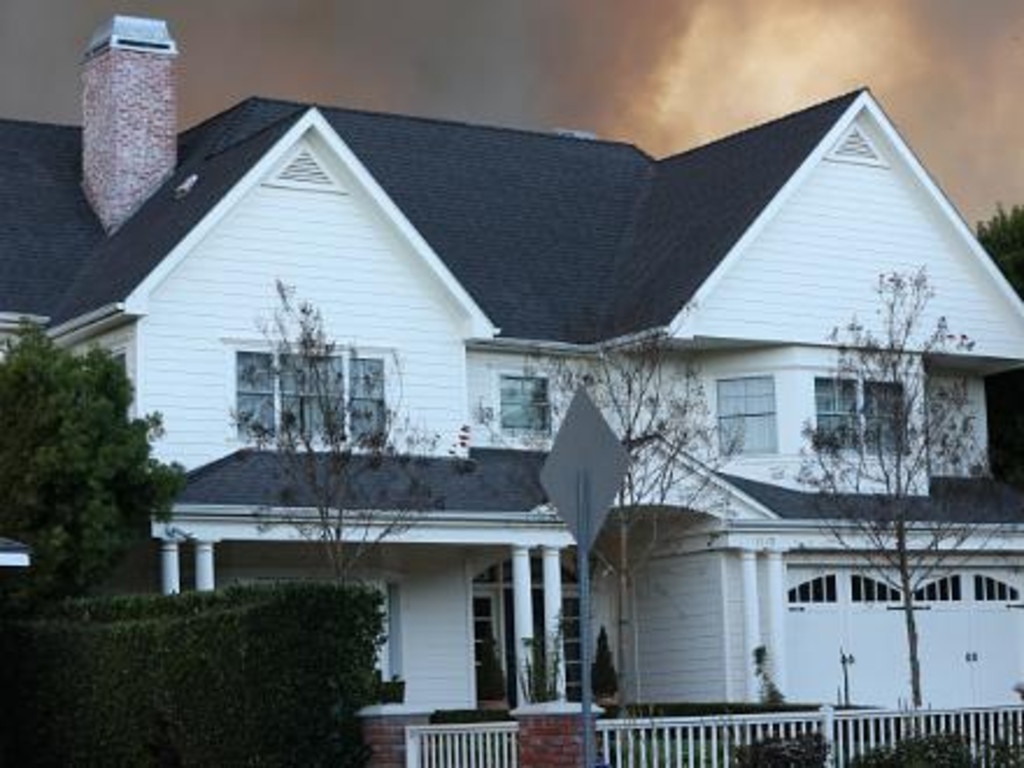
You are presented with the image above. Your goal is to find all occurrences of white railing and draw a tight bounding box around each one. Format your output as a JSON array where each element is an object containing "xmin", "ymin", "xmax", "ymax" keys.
[
  {"xmin": 406, "ymin": 721, "xmax": 519, "ymax": 768},
  {"xmin": 597, "ymin": 705, "xmax": 1024, "ymax": 768},
  {"xmin": 405, "ymin": 705, "xmax": 1024, "ymax": 768},
  {"xmin": 597, "ymin": 708, "xmax": 828, "ymax": 768}
]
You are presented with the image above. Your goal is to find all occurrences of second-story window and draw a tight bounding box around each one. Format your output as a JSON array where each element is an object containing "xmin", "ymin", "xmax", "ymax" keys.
[
  {"xmin": 500, "ymin": 375, "xmax": 550, "ymax": 435},
  {"xmin": 237, "ymin": 351, "xmax": 384, "ymax": 443},
  {"xmin": 350, "ymin": 357, "xmax": 386, "ymax": 444},
  {"xmin": 280, "ymin": 354, "xmax": 345, "ymax": 436},
  {"xmin": 717, "ymin": 376, "xmax": 777, "ymax": 454},
  {"xmin": 864, "ymin": 381, "xmax": 905, "ymax": 453},
  {"xmin": 237, "ymin": 352, "xmax": 275, "ymax": 436},
  {"xmin": 815, "ymin": 377, "xmax": 858, "ymax": 449}
]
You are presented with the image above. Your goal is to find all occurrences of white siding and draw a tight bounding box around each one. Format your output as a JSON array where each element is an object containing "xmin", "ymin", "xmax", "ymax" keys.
[
  {"xmin": 399, "ymin": 557, "xmax": 474, "ymax": 709},
  {"xmin": 633, "ymin": 551, "xmax": 729, "ymax": 701},
  {"xmin": 687, "ymin": 118, "xmax": 1024, "ymax": 361},
  {"xmin": 139, "ymin": 172, "xmax": 471, "ymax": 469}
]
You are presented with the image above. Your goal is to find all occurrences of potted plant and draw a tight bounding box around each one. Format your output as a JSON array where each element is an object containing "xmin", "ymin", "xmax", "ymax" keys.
[
  {"xmin": 375, "ymin": 671, "xmax": 406, "ymax": 704},
  {"xmin": 476, "ymin": 634, "xmax": 507, "ymax": 709},
  {"xmin": 592, "ymin": 626, "xmax": 619, "ymax": 707}
]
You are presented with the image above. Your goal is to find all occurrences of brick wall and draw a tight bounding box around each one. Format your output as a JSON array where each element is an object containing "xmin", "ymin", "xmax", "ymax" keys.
[{"xmin": 82, "ymin": 46, "xmax": 176, "ymax": 231}]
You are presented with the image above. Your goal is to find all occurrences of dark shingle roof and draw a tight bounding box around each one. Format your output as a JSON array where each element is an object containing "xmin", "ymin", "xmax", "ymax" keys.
[
  {"xmin": 178, "ymin": 448, "xmax": 547, "ymax": 512},
  {"xmin": 0, "ymin": 119, "xmax": 103, "ymax": 317},
  {"xmin": 1, "ymin": 90, "xmax": 863, "ymax": 339},
  {"xmin": 721, "ymin": 473, "xmax": 1024, "ymax": 524}
]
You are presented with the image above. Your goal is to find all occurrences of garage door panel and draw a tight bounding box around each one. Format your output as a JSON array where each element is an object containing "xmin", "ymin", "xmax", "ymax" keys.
[
  {"xmin": 847, "ymin": 608, "xmax": 908, "ymax": 707},
  {"xmin": 917, "ymin": 606, "xmax": 971, "ymax": 709},
  {"xmin": 786, "ymin": 607, "xmax": 845, "ymax": 704},
  {"xmin": 970, "ymin": 607, "xmax": 1022, "ymax": 705}
]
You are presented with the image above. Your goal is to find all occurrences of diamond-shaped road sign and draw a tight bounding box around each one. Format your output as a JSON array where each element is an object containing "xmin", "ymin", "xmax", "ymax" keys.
[{"xmin": 540, "ymin": 388, "xmax": 630, "ymax": 549}]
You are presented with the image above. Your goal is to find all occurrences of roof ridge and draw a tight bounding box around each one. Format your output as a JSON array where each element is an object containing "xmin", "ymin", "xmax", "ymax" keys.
[
  {"xmin": 313, "ymin": 101, "xmax": 652, "ymax": 156},
  {"xmin": 657, "ymin": 87, "xmax": 866, "ymax": 166}
]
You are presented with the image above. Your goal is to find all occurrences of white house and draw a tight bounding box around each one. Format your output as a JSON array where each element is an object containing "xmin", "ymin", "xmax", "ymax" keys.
[{"xmin": 2, "ymin": 15, "xmax": 1024, "ymax": 711}]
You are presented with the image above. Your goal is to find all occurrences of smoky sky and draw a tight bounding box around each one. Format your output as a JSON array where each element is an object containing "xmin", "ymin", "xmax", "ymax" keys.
[{"xmin": 0, "ymin": 0, "xmax": 1021, "ymax": 224}]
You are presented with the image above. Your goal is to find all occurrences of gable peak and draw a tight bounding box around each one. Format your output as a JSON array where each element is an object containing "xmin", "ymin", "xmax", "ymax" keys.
[{"xmin": 827, "ymin": 122, "xmax": 887, "ymax": 167}]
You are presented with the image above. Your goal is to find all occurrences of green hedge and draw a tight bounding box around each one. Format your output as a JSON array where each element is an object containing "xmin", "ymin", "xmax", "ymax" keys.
[{"xmin": 0, "ymin": 583, "xmax": 383, "ymax": 766}]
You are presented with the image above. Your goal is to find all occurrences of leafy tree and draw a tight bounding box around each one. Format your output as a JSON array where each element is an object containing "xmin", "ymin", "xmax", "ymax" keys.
[
  {"xmin": 977, "ymin": 204, "xmax": 1024, "ymax": 488},
  {"xmin": 0, "ymin": 326, "xmax": 184, "ymax": 602},
  {"xmin": 800, "ymin": 269, "xmax": 985, "ymax": 708},
  {"xmin": 978, "ymin": 204, "xmax": 1024, "ymax": 291}
]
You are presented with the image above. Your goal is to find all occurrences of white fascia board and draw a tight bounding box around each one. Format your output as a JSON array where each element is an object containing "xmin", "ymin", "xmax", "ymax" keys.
[
  {"xmin": 302, "ymin": 109, "xmax": 498, "ymax": 338},
  {"xmin": 47, "ymin": 302, "xmax": 127, "ymax": 343},
  {"xmin": 701, "ymin": 470, "xmax": 780, "ymax": 521},
  {"xmin": 0, "ymin": 551, "xmax": 30, "ymax": 567},
  {"xmin": 0, "ymin": 312, "xmax": 48, "ymax": 331},
  {"xmin": 856, "ymin": 95, "xmax": 1024, "ymax": 328},
  {"xmin": 670, "ymin": 90, "xmax": 1024, "ymax": 342},
  {"xmin": 124, "ymin": 108, "xmax": 498, "ymax": 339},
  {"xmin": 156, "ymin": 505, "xmax": 574, "ymax": 548},
  {"xmin": 668, "ymin": 92, "xmax": 873, "ymax": 339},
  {"xmin": 721, "ymin": 517, "xmax": 1024, "ymax": 554}
]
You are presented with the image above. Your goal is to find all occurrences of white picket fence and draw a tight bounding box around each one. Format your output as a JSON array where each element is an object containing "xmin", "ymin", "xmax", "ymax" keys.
[
  {"xmin": 405, "ymin": 704, "xmax": 1024, "ymax": 768},
  {"xmin": 406, "ymin": 721, "xmax": 519, "ymax": 768}
]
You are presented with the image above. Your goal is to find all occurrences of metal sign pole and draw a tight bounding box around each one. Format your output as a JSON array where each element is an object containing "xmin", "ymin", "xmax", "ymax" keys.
[{"xmin": 578, "ymin": 469, "xmax": 596, "ymax": 768}]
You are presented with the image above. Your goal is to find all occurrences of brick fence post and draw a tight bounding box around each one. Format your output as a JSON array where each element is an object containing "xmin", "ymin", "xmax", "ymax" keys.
[
  {"xmin": 358, "ymin": 705, "xmax": 432, "ymax": 768},
  {"xmin": 512, "ymin": 701, "xmax": 604, "ymax": 768}
]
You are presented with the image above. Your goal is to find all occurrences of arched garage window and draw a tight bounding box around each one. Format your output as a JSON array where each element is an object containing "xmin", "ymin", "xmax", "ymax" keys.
[
  {"xmin": 851, "ymin": 575, "xmax": 901, "ymax": 603},
  {"xmin": 913, "ymin": 575, "xmax": 961, "ymax": 602},
  {"xmin": 974, "ymin": 575, "xmax": 1020, "ymax": 602},
  {"xmin": 788, "ymin": 574, "xmax": 837, "ymax": 604}
]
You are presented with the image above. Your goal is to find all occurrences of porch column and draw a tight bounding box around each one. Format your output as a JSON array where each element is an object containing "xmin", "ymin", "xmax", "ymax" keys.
[
  {"xmin": 160, "ymin": 540, "xmax": 180, "ymax": 595},
  {"xmin": 542, "ymin": 546, "xmax": 566, "ymax": 700},
  {"xmin": 195, "ymin": 540, "xmax": 216, "ymax": 592},
  {"xmin": 765, "ymin": 550, "xmax": 788, "ymax": 694},
  {"xmin": 512, "ymin": 545, "xmax": 535, "ymax": 704},
  {"xmin": 741, "ymin": 549, "xmax": 761, "ymax": 701}
]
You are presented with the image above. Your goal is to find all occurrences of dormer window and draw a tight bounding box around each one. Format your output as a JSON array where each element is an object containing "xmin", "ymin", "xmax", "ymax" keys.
[{"xmin": 499, "ymin": 375, "xmax": 550, "ymax": 435}]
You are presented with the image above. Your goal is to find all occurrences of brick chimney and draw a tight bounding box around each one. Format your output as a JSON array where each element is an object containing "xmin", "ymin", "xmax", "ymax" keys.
[{"xmin": 82, "ymin": 16, "xmax": 178, "ymax": 232}]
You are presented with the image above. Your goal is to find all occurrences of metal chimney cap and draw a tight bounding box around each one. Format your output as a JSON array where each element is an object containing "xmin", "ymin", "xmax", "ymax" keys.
[{"xmin": 85, "ymin": 15, "xmax": 177, "ymax": 59}]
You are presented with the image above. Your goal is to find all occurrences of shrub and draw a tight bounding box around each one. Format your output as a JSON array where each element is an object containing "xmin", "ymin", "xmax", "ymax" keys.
[
  {"xmin": 431, "ymin": 709, "xmax": 513, "ymax": 724},
  {"xmin": 851, "ymin": 734, "xmax": 974, "ymax": 768},
  {"xmin": 734, "ymin": 733, "xmax": 828, "ymax": 768},
  {"xmin": 592, "ymin": 625, "xmax": 619, "ymax": 701},
  {"xmin": 0, "ymin": 583, "xmax": 383, "ymax": 766}
]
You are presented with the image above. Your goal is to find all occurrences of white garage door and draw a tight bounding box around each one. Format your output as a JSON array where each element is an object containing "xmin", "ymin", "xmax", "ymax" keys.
[{"xmin": 786, "ymin": 569, "xmax": 1023, "ymax": 708}]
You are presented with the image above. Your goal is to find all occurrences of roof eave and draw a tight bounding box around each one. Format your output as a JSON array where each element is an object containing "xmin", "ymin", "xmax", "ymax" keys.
[{"xmin": 48, "ymin": 302, "xmax": 129, "ymax": 344}]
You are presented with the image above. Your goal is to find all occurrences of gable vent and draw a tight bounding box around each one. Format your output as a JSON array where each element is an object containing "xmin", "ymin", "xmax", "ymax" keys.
[
  {"xmin": 265, "ymin": 149, "xmax": 344, "ymax": 193},
  {"xmin": 828, "ymin": 127, "xmax": 887, "ymax": 167}
]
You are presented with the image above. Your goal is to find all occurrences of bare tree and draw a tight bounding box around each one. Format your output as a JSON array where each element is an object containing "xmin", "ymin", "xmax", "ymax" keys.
[
  {"xmin": 799, "ymin": 268, "xmax": 986, "ymax": 708},
  {"xmin": 536, "ymin": 332, "xmax": 727, "ymax": 701},
  {"xmin": 237, "ymin": 281, "xmax": 440, "ymax": 580}
]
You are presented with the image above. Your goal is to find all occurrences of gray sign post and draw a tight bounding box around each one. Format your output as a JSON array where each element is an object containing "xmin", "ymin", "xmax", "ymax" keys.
[{"xmin": 541, "ymin": 388, "xmax": 629, "ymax": 768}]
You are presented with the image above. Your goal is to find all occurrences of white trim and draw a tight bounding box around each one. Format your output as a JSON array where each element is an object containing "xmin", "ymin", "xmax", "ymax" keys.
[
  {"xmin": 0, "ymin": 551, "xmax": 30, "ymax": 567},
  {"xmin": 157, "ymin": 505, "xmax": 575, "ymax": 548},
  {"xmin": 48, "ymin": 303, "xmax": 127, "ymax": 342},
  {"xmin": 857, "ymin": 95, "xmax": 1024, "ymax": 326},
  {"xmin": 668, "ymin": 93, "xmax": 870, "ymax": 339},
  {"xmin": 123, "ymin": 108, "xmax": 498, "ymax": 338},
  {"xmin": 670, "ymin": 91, "xmax": 1024, "ymax": 341}
]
